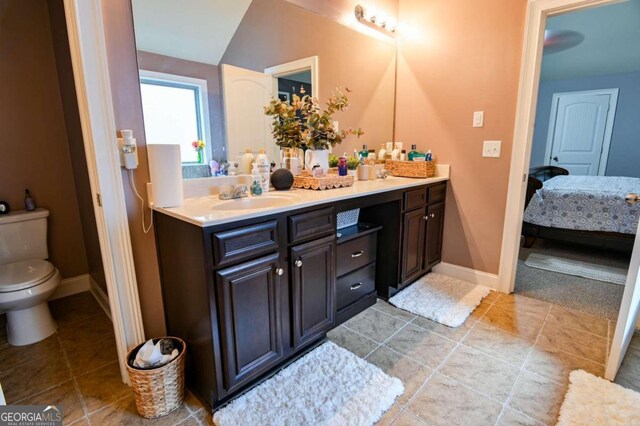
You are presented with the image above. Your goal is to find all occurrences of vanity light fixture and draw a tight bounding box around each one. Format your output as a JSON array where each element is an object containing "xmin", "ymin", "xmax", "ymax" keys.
[{"xmin": 354, "ymin": 4, "xmax": 397, "ymax": 37}]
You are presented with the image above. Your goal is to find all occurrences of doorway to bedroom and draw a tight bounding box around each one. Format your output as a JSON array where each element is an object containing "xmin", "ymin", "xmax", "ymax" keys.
[{"xmin": 514, "ymin": 1, "xmax": 640, "ymax": 323}]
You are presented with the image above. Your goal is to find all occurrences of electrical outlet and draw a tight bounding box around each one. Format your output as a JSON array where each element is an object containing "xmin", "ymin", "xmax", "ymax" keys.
[
  {"xmin": 473, "ymin": 111, "xmax": 484, "ymax": 128},
  {"xmin": 483, "ymin": 140, "xmax": 501, "ymax": 158}
]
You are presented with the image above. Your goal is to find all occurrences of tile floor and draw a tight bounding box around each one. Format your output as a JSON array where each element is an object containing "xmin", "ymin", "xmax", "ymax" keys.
[{"xmin": 1, "ymin": 291, "xmax": 639, "ymax": 426}]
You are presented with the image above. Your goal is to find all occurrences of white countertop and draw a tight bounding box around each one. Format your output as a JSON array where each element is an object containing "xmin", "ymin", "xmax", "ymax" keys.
[{"xmin": 153, "ymin": 165, "xmax": 450, "ymax": 227}]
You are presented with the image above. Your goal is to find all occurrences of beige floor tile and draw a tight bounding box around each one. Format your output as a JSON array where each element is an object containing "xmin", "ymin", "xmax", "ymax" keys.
[
  {"xmin": 462, "ymin": 323, "xmax": 533, "ymax": 367},
  {"xmin": 375, "ymin": 403, "xmax": 402, "ymax": 426},
  {"xmin": 508, "ymin": 371, "xmax": 568, "ymax": 425},
  {"xmin": 525, "ymin": 345, "xmax": 604, "ymax": 385},
  {"xmin": 497, "ymin": 408, "xmax": 545, "ymax": 426},
  {"xmin": 195, "ymin": 408, "xmax": 215, "ymax": 426},
  {"xmin": 373, "ymin": 300, "xmax": 417, "ymax": 322},
  {"xmin": 327, "ymin": 325, "xmax": 379, "ymax": 357},
  {"xmin": 391, "ymin": 410, "xmax": 429, "ymax": 425},
  {"xmin": 65, "ymin": 332, "xmax": 119, "ymax": 376},
  {"xmin": 547, "ymin": 305, "xmax": 608, "ymax": 337},
  {"xmin": 0, "ymin": 354, "xmax": 71, "ymax": 402},
  {"xmin": 483, "ymin": 291, "xmax": 502, "ymax": 305},
  {"xmin": 177, "ymin": 415, "xmax": 201, "ymax": 426},
  {"xmin": 407, "ymin": 373, "xmax": 502, "ymax": 426},
  {"xmin": 412, "ymin": 316, "xmax": 473, "ymax": 342},
  {"xmin": 183, "ymin": 390, "xmax": 207, "ymax": 414},
  {"xmin": 17, "ymin": 380, "xmax": 85, "ymax": 424},
  {"xmin": 366, "ymin": 346, "xmax": 432, "ymax": 405},
  {"xmin": 0, "ymin": 334, "xmax": 63, "ymax": 372},
  {"xmin": 57, "ymin": 312, "xmax": 113, "ymax": 346},
  {"xmin": 385, "ymin": 324, "xmax": 456, "ymax": 368},
  {"xmin": 68, "ymin": 417, "xmax": 90, "ymax": 426},
  {"xmin": 343, "ymin": 309, "xmax": 408, "ymax": 343},
  {"xmin": 439, "ymin": 345, "xmax": 519, "ymax": 402},
  {"xmin": 89, "ymin": 395, "xmax": 191, "ymax": 426},
  {"xmin": 468, "ymin": 299, "xmax": 494, "ymax": 322},
  {"xmin": 493, "ymin": 294, "xmax": 550, "ymax": 318},
  {"xmin": 479, "ymin": 305, "xmax": 546, "ymax": 341},
  {"xmin": 50, "ymin": 292, "xmax": 103, "ymax": 325},
  {"xmin": 537, "ymin": 322, "xmax": 607, "ymax": 364},
  {"xmin": 614, "ymin": 345, "xmax": 640, "ymax": 392},
  {"xmin": 75, "ymin": 360, "xmax": 132, "ymax": 413}
]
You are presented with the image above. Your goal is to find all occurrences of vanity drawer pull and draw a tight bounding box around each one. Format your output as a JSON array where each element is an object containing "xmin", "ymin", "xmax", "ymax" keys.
[
  {"xmin": 350, "ymin": 282, "xmax": 363, "ymax": 290},
  {"xmin": 337, "ymin": 233, "xmax": 377, "ymax": 277},
  {"xmin": 351, "ymin": 251, "xmax": 364, "ymax": 258}
]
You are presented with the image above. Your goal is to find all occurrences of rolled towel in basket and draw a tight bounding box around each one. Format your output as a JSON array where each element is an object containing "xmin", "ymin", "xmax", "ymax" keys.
[{"xmin": 133, "ymin": 338, "xmax": 179, "ymax": 369}]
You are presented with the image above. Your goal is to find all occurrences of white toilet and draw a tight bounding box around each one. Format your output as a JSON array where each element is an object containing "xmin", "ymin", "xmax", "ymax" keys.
[{"xmin": 0, "ymin": 209, "xmax": 60, "ymax": 346}]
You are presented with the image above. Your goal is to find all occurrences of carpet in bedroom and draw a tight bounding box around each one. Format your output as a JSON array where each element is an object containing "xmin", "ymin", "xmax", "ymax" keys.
[{"xmin": 515, "ymin": 239, "xmax": 630, "ymax": 320}]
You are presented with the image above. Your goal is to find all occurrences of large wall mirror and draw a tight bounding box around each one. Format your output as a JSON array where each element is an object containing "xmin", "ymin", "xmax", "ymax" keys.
[{"xmin": 131, "ymin": 0, "xmax": 397, "ymax": 175}]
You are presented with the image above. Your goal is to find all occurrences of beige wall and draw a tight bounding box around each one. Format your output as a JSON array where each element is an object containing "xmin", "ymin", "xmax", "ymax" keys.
[
  {"xmin": 395, "ymin": 0, "xmax": 527, "ymax": 274},
  {"xmin": 221, "ymin": 0, "xmax": 397, "ymax": 156},
  {"xmin": 0, "ymin": 0, "xmax": 89, "ymax": 279},
  {"xmin": 101, "ymin": 0, "xmax": 165, "ymax": 337},
  {"xmin": 137, "ymin": 51, "xmax": 226, "ymax": 161}
]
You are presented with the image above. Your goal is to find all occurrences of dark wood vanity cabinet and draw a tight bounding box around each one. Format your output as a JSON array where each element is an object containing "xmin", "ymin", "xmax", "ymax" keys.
[
  {"xmin": 401, "ymin": 206, "xmax": 427, "ymax": 284},
  {"xmin": 425, "ymin": 202, "xmax": 445, "ymax": 270}
]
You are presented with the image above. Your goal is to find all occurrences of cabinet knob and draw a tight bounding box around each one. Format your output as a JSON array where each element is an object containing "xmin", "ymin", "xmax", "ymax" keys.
[
  {"xmin": 351, "ymin": 251, "xmax": 364, "ymax": 258},
  {"xmin": 423, "ymin": 216, "xmax": 429, "ymax": 221},
  {"xmin": 295, "ymin": 260, "xmax": 303, "ymax": 267},
  {"xmin": 430, "ymin": 213, "xmax": 435, "ymax": 218},
  {"xmin": 275, "ymin": 268, "xmax": 284, "ymax": 276}
]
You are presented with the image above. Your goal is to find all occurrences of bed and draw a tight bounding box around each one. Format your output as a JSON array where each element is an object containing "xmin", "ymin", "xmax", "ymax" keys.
[{"xmin": 522, "ymin": 166, "xmax": 639, "ymax": 252}]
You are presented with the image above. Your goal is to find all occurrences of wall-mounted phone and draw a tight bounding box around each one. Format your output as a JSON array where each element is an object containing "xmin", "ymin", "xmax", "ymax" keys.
[{"xmin": 118, "ymin": 129, "xmax": 139, "ymax": 169}]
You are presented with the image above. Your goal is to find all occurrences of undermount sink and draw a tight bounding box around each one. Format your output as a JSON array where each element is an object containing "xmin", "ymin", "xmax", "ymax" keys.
[{"xmin": 214, "ymin": 194, "xmax": 297, "ymax": 211}]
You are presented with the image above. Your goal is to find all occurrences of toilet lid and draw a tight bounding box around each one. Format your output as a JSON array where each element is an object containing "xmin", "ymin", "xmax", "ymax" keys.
[{"xmin": 0, "ymin": 259, "xmax": 56, "ymax": 292}]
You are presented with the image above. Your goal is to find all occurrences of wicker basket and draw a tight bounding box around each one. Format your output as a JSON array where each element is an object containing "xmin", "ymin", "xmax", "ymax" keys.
[
  {"xmin": 126, "ymin": 337, "xmax": 186, "ymax": 419},
  {"xmin": 385, "ymin": 160, "xmax": 436, "ymax": 178},
  {"xmin": 293, "ymin": 174, "xmax": 355, "ymax": 190}
]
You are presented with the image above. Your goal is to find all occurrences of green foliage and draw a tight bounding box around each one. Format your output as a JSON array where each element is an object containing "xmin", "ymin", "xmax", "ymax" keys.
[
  {"xmin": 346, "ymin": 156, "xmax": 360, "ymax": 170},
  {"xmin": 264, "ymin": 88, "xmax": 364, "ymax": 150},
  {"xmin": 328, "ymin": 154, "xmax": 339, "ymax": 168}
]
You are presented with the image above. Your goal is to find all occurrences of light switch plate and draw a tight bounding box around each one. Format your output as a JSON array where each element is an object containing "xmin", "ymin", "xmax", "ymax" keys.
[
  {"xmin": 483, "ymin": 140, "xmax": 501, "ymax": 158},
  {"xmin": 473, "ymin": 111, "xmax": 484, "ymax": 128}
]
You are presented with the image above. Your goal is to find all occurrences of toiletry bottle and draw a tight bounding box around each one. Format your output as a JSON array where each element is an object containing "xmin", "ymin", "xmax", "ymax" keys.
[
  {"xmin": 338, "ymin": 157, "xmax": 348, "ymax": 176},
  {"xmin": 400, "ymin": 150, "xmax": 406, "ymax": 161},
  {"xmin": 228, "ymin": 162, "xmax": 237, "ymax": 176},
  {"xmin": 24, "ymin": 189, "xmax": 36, "ymax": 211},
  {"xmin": 359, "ymin": 145, "xmax": 369, "ymax": 159},
  {"xmin": 391, "ymin": 143, "xmax": 401, "ymax": 161},
  {"xmin": 408, "ymin": 144, "xmax": 419, "ymax": 161},
  {"xmin": 378, "ymin": 144, "xmax": 387, "ymax": 161},
  {"xmin": 241, "ymin": 149, "xmax": 254, "ymax": 174},
  {"xmin": 250, "ymin": 163, "xmax": 263, "ymax": 196},
  {"xmin": 256, "ymin": 149, "xmax": 270, "ymax": 192},
  {"xmin": 426, "ymin": 150, "xmax": 433, "ymax": 161},
  {"xmin": 386, "ymin": 142, "xmax": 394, "ymax": 153}
]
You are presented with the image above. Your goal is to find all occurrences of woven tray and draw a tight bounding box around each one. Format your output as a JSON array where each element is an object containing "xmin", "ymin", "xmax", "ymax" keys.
[
  {"xmin": 293, "ymin": 174, "xmax": 355, "ymax": 190},
  {"xmin": 385, "ymin": 160, "xmax": 436, "ymax": 178}
]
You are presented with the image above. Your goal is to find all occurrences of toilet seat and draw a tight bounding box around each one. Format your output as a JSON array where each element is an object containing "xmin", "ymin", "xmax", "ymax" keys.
[{"xmin": 0, "ymin": 259, "xmax": 56, "ymax": 293}]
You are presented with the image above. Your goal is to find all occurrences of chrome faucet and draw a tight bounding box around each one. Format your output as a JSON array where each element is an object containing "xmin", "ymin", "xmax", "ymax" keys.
[{"xmin": 219, "ymin": 184, "xmax": 249, "ymax": 200}]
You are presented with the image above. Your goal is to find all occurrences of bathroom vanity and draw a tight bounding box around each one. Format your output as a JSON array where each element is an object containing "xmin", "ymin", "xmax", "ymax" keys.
[{"xmin": 153, "ymin": 172, "xmax": 448, "ymax": 411}]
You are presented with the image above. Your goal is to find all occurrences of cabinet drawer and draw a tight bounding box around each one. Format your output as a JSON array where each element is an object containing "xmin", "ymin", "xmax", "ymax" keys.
[
  {"xmin": 337, "ymin": 263, "xmax": 376, "ymax": 310},
  {"xmin": 403, "ymin": 188, "xmax": 427, "ymax": 211},
  {"xmin": 427, "ymin": 183, "xmax": 446, "ymax": 204},
  {"xmin": 288, "ymin": 207, "xmax": 335, "ymax": 244},
  {"xmin": 212, "ymin": 220, "xmax": 279, "ymax": 267},
  {"xmin": 336, "ymin": 233, "xmax": 377, "ymax": 277}
]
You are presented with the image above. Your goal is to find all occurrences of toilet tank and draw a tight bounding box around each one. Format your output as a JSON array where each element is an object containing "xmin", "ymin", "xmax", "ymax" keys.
[{"xmin": 0, "ymin": 209, "xmax": 49, "ymax": 265}]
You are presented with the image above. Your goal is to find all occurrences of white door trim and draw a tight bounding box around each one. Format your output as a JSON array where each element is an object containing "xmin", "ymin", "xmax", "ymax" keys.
[
  {"xmin": 542, "ymin": 88, "xmax": 619, "ymax": 175},
  {"xmin": 265, "ymin": 56, "xmax": 319, "ymax": 99},
  {"xmin": 63, "ymin": 0, "xmax": 146, "ymax": 383},
  {"xmin": 498, "ymin": 0, "xmax": 637, "ymax": 381}
]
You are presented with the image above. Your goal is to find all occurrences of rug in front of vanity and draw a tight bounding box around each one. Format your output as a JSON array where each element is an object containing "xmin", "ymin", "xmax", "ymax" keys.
[
  {"xmin": 212, "ymin": 341, "xmax": 404, "ymax": 426},
  {"xmin": 557, "ymin": 369, "xmax": 640, "ymax": 425},
  {"xmin": 389, "ymin": 272, "xmax": 491, "ymax": 327}
]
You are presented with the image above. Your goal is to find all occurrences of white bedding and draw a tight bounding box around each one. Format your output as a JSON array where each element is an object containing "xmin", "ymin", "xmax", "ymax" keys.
[{"xmin": 523, "ymin": 176, "xmax": 640, "ymax": 234}]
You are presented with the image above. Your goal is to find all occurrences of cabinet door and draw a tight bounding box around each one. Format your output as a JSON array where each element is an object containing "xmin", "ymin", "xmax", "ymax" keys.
[
  {"xmin": 425, "ymin": 202, "xmax": 445, "ymax": 270},
  {"xmin": 215, "ymin": 253, "xmax": 284, "ymax": 394},
  {"xmin": 290, "ymin": 235, "xmax": 335, "ymax": 349},
  {"xmin": 401, "ymin": 207, "xmax": 426, "ymax": 285}
]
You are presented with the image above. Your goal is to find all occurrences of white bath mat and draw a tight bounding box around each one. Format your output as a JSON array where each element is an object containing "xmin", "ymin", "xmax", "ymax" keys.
[
  {"xmin": 525, "ymin": 253, "xmax": 627, "ymax": 286},
  {"xmin": 212, "ymin": 341, "xmax": 404, "ymax": 426},
  {"xmin": 557, "ymin": 370, "xmax": 640, "ymax": 425},
  {"xmin": 388, "ymin": 273, "xmax": 491, "ymax": 327}
]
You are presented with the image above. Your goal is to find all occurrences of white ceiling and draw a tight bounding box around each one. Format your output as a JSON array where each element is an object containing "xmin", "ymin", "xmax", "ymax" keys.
[
  {"xmin": 541, "ymin": 0, "xmax": 640, "ymax": 80},
  {"xmin": 131, "ymin": 0, "xmax": 252, "ymax": 66}
]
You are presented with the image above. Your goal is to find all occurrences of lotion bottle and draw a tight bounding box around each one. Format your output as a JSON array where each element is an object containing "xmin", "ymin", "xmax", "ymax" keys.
[
  {"xmin": 256, "ymin": 148, "xmax": 270, "ymax": 192},
  {"xmin": 378, "ymin": 144, "xmax": 387, "ymax": 161},
  {"xmin": 250, "ymin": 163, "xmax": 263, "ymax": 196},
  {"xmin": 240, "ymin": 149, "xmax": 254, "ymax": 174}
]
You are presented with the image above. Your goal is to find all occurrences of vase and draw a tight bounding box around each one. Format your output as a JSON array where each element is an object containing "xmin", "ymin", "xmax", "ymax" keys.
[
  {"xmin": 280, "ymin": 148, "xmax": 302, "ymax": 176},
  {"xmin": 304, "ymin": 149, "xmax": 329, "ymax": 174},
  {"xmin": 196, "ymin": 149, "xmax": 204, "ymax": 164}
]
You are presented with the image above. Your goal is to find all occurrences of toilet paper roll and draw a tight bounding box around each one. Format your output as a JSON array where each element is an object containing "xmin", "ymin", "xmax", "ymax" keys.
[{"xmin": 147, "ymin": 144, "xmax": 183, "ymax": 208}]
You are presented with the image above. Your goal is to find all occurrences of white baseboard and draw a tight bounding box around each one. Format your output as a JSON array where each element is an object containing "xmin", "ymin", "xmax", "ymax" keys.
[
  {"xmin": 50, "ymin": 274, "xmax": 91, "ymax": 300},
  {"xmin": 432, "ymin": 262, "xmax": 501, "ymax": 290},
  {"xmin": 89, "ymin": 277, "xmax": 111, "ymax": 320}
]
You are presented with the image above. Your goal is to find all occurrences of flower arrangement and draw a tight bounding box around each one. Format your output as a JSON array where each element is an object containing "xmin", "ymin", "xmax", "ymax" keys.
[
  {"xmin": 346, "ymin": 155, "xmax": 360, "ymax": 170},
  {"xmin": 264, "ymin": 88, "xmax": 364, "ymax": 151},
  {"xmin": 192, "ymin": 140, "xmax": 206, "ymax": 163}
]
